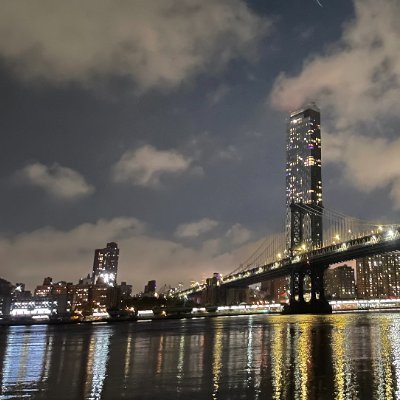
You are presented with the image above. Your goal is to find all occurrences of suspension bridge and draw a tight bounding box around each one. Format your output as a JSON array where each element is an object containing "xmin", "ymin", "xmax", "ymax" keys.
[
  {"xmin": 177, "ymin": 204, "xmax": 400, "ymax": 314},
  {"xmin": 176, "ymin": 104, "xmax": 399, "ymax": 313}
]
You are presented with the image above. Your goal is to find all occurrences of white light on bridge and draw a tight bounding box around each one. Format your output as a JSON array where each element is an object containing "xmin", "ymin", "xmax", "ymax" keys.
[{"xmin": 387, "ymin": 229, "xmax": 395, "ymax": 239}]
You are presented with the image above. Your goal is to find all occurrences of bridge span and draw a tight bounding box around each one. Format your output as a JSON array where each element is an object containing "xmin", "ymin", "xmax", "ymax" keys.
[
  {"xmin": 176, "ymin": 105, "xmax": 400, "ymax": 314},
  {"xmin": 179, "ymin": 226, "xmax": 400, "ymax": 314}
]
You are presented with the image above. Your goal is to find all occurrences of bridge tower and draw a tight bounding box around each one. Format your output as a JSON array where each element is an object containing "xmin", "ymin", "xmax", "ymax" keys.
[{"xmin": 285, "ymin": 104, "xmax": 331, "ymax": 314}]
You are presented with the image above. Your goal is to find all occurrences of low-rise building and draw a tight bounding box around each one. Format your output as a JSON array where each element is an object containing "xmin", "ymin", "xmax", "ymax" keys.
[{"xmin": 10, "ymin": 298, "xmax": 58, "ymax": 319}]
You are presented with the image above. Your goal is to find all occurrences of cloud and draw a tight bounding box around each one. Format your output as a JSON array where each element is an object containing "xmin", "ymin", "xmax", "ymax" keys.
[
  {"xmin": 270, "ymin": 0, "xmax": 400, "ymax": 127},
  {"xmin": 225, "ymin": 223, "xmax": 252, "ymax": 245},
  {"xmin": 18, "ymin": 162, "xmax": 94, "ymax": 200},
  {"xmin": 112, "ymin": 145, "xmax": 196, "ymax": 187},
  {"xmin": 269, "ymin": 0, "xmax": 400, "ymax": 208},
  {"xmin": 324, "ymin": 132, "xmax": 400, "ymax": 209},
  {"xmin": 0, "ymin": 0, "xmax": 270, "ymax": 92},
  {"xmin": 0, "ymin": 217, "xmax": 263, "ymax": 292},
  {"xmin": 175, "ymin": 218, "xmax": 219, "ymax": 238}
]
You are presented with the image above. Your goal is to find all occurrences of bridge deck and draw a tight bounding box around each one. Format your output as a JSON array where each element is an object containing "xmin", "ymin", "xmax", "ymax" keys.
[{"xmin": 181, "ymin": 229, "xmax": 400, "ymax": 296}]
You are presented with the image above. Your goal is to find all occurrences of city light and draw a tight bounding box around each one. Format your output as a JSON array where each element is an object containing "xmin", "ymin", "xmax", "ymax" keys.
[{"xmin": 386, "ymin": 229, "xmax": 395, "ymax": 239}]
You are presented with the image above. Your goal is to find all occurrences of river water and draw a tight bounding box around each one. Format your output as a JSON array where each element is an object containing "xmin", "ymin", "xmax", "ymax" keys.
[{"xmin": 1, "ymin": 312, "xmax": 400, "ymax": 399}]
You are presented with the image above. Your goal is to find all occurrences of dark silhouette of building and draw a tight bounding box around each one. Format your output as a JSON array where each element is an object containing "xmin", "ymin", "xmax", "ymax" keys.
[
  {"xmin": 0, "ymin": 278, "xmax": 13, "ymax": 317},
  {"xmin": 120, "ymin": 282, "xmax": 132, "ymax": 299},
  {"xmin": 261, "ymin": 277, "xmax": 288, "ymax": 303},
  {"xmin": 326, "ymin": 264, "xmax": 356, "ymax": 299},
  {"xmin": 43, "ymin": 277, "xmax": 53, "ymax": 286},
  {"xmin": 144, "ymin": 280, "xmax": 156, "ymax": 297},
  {"xmin": 201, "ymin": 273, "xmax": 249, "ymax": 305}
]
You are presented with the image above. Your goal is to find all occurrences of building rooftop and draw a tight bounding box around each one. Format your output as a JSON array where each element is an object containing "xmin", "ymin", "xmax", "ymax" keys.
[{"xmin": 290, "ymin": 102, "xmax": 320, "ymax": 118}]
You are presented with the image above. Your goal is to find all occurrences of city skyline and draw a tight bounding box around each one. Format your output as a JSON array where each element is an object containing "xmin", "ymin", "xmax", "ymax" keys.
[{"xmin": 1, "ymin": 0, "xmax": 400, "ymax": 291}]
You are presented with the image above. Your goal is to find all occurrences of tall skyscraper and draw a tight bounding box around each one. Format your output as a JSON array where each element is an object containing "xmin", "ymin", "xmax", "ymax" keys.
[
  {"xmin": 286, "ymin": 103, "xmax": 323, "ymax": 251},
  {"xmin": 92, "ymin": 242, "xmax": 119, "ymax": 287}
]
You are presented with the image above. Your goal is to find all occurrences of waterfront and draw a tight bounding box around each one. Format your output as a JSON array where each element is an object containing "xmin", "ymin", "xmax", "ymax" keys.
[{"xmin": 0, "ymin": 313, "xmax": 400, "ymax": 399}]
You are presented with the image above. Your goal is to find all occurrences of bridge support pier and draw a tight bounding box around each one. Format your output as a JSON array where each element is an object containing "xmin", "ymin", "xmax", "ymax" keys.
[{"xmin": 283, "ymin": 266, "xmax": 332, "ymax": 314}]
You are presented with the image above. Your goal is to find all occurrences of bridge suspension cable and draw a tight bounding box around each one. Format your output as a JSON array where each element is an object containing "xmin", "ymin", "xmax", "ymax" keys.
[
  {"xmin": 228, "ymin": 231, "xmax": 286, "ymax": 276},
  {"xmin": 228, "ymin": 205, "xmax": 400, "ymax": 278},
  {"xmin": 296, "ymin": 203, "xmax": 397, "ymax": 247}
]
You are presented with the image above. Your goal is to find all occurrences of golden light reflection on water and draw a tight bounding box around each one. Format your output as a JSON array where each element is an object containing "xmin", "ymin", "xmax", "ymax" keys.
[
  {"xmin": 331, "ymin": 315, "xmax": 359, "ymax": 400},
  {"xmin": 212, "ymin": 323, "xmax": 223, "ymax": 400},
  {"xmin": 390, "ymin": 317, "xmax": 400, "ymax": 399},
  {"xmin": 372, "ymin": 318, "xmax": 394, "ymax": 400},
  {"xmin": 270, "ymin": 322, "xmax": 285, "ymax": 400},
  {"xmin": 123, "ymin": 335, "xmax": 132, "ymax": 382},
  {"xmin": 156, "ymin": 335, "xmax": 164, "ymax": 374},
  {"xmin": 176, "ymin": 334, "xmax": 186, "ymax": 393},
  {"xmin": 250, "ymin": 318, "xmax": 264, "ymax": 398},
  {"xmin": 293, "ymin": 318, "xmax": 311, "ymax": 400}
]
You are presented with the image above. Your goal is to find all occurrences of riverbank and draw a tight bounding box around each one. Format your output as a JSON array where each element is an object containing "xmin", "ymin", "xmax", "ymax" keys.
[
  {"xmin": 0, "ymin": 308, "xmax": 279, "ymax": 326},
  {"xmin": 2, "ymin": 306, "xmax": 400, "ymax": 326}
]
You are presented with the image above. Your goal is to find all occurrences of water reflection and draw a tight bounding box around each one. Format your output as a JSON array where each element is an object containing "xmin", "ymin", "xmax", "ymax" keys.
[
  {"xmin": 331, "ymin": 315, "xmax": 359, "ymax": 399},
  {"xmin": 123, "ymin": 335, "xmax": 132, "ymax": 383},
  {"xmin": 85, "ymin": 326, "xmax": 112, "ymax": 400},
  {"xmin": 212, "ymin": 323, "xmax": 223, "ymax": 399},
  {"xmin": 248, "ymin": 316, "xmax": 263, "ymax": 398},
  {"xmin": 390, "ymin": 317, "xmax": 400, "ymax": 400},
  {"xmin": 1, "ymin": 314, "xmax": 400, "ymax": 399},
  {"xmin": 371, "ymin": 318, "xmax": 395, "ymax": 399},
  {"xmin": 270, "ymin": 322, "xmax": 285, "ymax": 399},
  {"xmin": 293, "ymin": 318, "xmax": 312, "ymax": 399},
  {"xmin": 1, "ymin": 325, "xmax": 49, "ymax": 398},
  {"xmin": 176, "ymin": 334, "xmax": 185, "ymax": 393}
]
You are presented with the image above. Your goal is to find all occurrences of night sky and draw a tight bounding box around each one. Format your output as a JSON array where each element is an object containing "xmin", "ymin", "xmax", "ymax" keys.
[{"xmin": 1, "ymin": 0, "xmax": 399, "ymax": 292}]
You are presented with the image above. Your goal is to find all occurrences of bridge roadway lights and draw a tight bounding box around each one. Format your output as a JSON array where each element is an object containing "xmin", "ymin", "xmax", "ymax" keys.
[{"xmin": 282, "ymin": 266, "xmax": 332, "ymax": 315}]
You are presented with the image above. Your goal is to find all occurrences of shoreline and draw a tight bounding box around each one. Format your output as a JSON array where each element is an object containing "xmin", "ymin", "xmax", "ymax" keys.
[{"xmin": 2, "ymin": 307, "xmax": 400, "ymax": 327}]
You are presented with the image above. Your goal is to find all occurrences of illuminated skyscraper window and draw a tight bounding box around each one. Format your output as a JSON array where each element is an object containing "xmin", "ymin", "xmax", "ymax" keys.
[
  {"xmin": 286, "ymin": 104, "xmax": 323, "ymax": 250},
  {"xmin": 92, "ymin": 242, "xmax": 119, "ymax": 287},
  {"xmin": 356, "ymin": 252, "xmax": 400, "ymax": 299}
]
